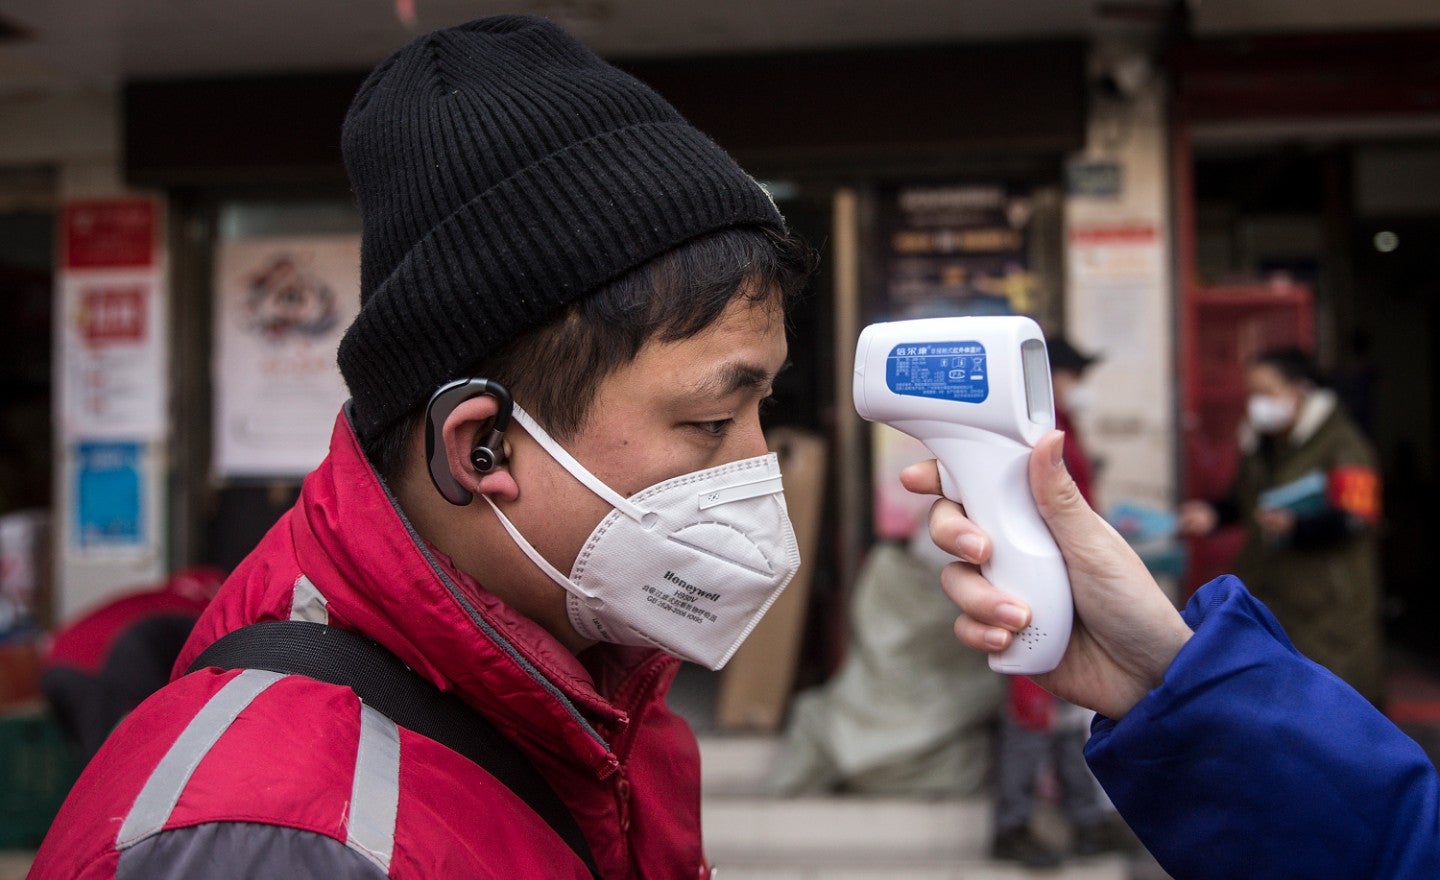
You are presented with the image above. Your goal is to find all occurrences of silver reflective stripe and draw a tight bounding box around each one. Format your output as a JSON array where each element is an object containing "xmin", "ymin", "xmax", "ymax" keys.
[
  {"xmin": 290, "ymin": 573, "xmax": 330, "ymax": 623},
  {"xmin": 116, "ymin": 669, "xmax": 285, "ymax": 849},
  {"xmin": 346, "ymin": 704, "xmax": 401, "ymax": 874}
]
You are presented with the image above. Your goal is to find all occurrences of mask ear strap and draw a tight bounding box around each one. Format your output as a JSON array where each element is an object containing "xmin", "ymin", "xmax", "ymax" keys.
[
  {"xmin": 478, "ymin": 495, "xmax": 599, "ymax": 601},
  {"xmin": 510, "ymin": 405, "xmax": 649, "ymax": 523}
]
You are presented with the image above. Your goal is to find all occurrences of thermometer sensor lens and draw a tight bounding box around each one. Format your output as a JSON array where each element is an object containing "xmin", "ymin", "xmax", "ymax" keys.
[{"xmin": 1021, "ymin": 338, "xmax": 1052, "ymax": 424}]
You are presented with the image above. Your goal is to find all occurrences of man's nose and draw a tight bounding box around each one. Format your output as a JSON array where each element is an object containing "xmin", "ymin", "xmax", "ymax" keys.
[{"xmin": 732, "ymin": 415, "xmax": 770, "ymax": 460}]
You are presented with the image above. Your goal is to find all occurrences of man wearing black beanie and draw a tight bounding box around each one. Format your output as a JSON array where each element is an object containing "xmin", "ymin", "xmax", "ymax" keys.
[{"xmin": 32, "ymin": 15, "xmax": 812, "ymax": 880}]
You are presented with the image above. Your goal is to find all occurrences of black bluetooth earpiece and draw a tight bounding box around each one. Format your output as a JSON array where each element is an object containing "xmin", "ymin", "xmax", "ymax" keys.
[
  {"xmin": 424, "ymin": 378, "xmax": 513, "ymax": 505},
  {"xmin": 469, "ymin": 444, "xmax": 499, "ymax": 473}
]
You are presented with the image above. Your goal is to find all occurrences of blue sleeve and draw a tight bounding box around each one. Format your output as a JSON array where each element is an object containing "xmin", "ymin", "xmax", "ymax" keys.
[{"xmin": 1086, "ymin": 575, "xmax": 1440, "ymax": 880}]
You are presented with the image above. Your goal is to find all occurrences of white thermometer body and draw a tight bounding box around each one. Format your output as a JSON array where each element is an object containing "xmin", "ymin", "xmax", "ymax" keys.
[{"xmin": 853, "ymin": 316, "xmax": 1073, "ymax": 675}]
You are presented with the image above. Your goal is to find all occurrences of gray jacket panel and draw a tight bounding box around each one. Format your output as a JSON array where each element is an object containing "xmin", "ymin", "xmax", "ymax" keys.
[{"xmin": 114, "ymin": 821, "xmax": 390, "ymax": 880}]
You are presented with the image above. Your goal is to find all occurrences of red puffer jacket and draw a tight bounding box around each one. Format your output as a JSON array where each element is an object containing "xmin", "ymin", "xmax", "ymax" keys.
[{"xmin": 30, "ymin": 409, "xmax": 706, "ymax": 879}]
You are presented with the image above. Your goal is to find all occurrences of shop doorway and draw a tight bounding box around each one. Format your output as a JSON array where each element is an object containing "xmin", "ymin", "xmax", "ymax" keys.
[
  {"xmin": 0, "ymin": 208, "xmax": 54, "ymax": 631},
  {"xmin": 1347, "ymin": 214, "xmax": 1440, "ymax": 655},
  {"xmin": 0, "ymin": 211, "xmax": 53, "ymax": 515},
  {"xmin": 1191, "ymin": 141, "xmax": 1440, "ymax": 660}
]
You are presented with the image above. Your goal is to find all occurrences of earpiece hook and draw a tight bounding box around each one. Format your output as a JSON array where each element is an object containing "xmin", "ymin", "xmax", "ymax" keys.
[{"xmin": 424, "ymin": 378, "xmax": 513, "ymax": 505}]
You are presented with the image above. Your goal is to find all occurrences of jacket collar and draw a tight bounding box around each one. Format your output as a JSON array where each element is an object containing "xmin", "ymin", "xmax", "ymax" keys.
[
  {"xmin": 279, "ymin": 408, "xmax": 666, "ymax": 771},
  {"xmin": 1290, "ymin": 388, "xmax": 1337, "ymax": 445},
  {"xmin": 1240, "ymin": 389, "xmax": 1337, "ymax": 453}
]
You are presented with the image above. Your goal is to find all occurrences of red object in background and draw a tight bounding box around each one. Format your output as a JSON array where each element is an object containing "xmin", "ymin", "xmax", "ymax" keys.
[
  {"xmin": 1329, "ymin": 465, "xmax": 1382, "ymax": 525},
  {"xmin": 61, "ymin": 199, "xmax": 157, "ymax": 270},
  {"xmin": 40, "ymin": 567, "xmax": 225, "ymax": 760},
  {"xmin": 1179, "ymin": 281, "xmax": 1314, "ymax": 597},
  {"xmin": 44, "ymin": 566, "xmax": 224, "ymax": 675},
  {"xmin": 0, "ymin": 639, "xmax": 42, "ymax": 708}
]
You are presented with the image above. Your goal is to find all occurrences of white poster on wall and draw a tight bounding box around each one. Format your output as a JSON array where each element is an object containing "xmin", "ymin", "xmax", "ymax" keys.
[
  {"xmin": 213, "ymin": 235, "xmax": 361, "ymax": 478},
  {"xmin": 1067, "ymin": 223, "xmax": 1164, "ymax": 367},
  {"xmin": 56, "ymin": 198, "xmax": 169, "ymax": 608},
  {"xmin": 60, "ymin": 272, "xmax": 169, "ymax": 440}
]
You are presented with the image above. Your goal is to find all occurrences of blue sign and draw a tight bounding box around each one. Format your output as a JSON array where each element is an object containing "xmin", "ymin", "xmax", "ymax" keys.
[
  {"xmin": 75, "ymin": 441, "xmax": 144, "ymax": 550},
  {"xmin": 884, "ymin": 341, "xmax": 989, "ymax": 403}
]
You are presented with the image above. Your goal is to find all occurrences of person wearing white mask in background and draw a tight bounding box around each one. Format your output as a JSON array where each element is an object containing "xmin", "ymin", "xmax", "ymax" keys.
[{"xmin": 1178, "ymin": 346, "xmax": 1384, "ymax": 704}]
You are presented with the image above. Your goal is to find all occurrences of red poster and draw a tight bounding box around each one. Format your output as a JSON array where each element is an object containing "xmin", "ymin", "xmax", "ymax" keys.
[
  {"xmin": 79, "ymin": 286, "xmax": 149, "ymax": 345},
  {"xmin": 1068, "ymin": 223, "xmax": 1158, "ymax": 245},
  {"xmin": 62, "ymin": 199, "xmax": 157, "ymax": 270}
]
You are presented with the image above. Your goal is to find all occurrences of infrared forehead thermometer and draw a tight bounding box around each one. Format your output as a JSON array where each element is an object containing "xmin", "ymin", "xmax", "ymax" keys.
[{"xmin": 853, "ymin": 316, "xmax": 1073, "ymax": 675}]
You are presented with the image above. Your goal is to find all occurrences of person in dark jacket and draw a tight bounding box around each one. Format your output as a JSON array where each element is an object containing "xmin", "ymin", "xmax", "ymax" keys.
[
  {"xmin": 33, "ymin": 16, "xmax": 813, "ymax": 879},
  {"xmin": 905, "ymin": 432, "xmax": 1439, "ymax": 880},
  {"xmin": 1178, "ymin": 346, "xmax": 1384, "ymax": 702},
  {"xmin": 41, "ymin": 567, "xmax": 223, "ymax": 761}
]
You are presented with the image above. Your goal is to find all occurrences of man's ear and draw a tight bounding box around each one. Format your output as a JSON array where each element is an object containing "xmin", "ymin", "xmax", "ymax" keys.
[{"xmin": 441, "ymin": 395, "xmax": 519, "ymax": 504}]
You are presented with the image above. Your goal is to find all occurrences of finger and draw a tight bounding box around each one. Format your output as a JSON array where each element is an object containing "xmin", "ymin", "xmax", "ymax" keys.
[
  {"xmin": 1028, "ymin": 431, "xmax": 1118, "ymax": 560},
  {"xmin": 899, "ymin": 459, "xmax": 942, "ymax": 496},
  {"xmin": 1029, "ymin": 431, "xmax": 1083, "ymax": 516},
  {"xmin": 938, "ymin": 562, "xmax": 1031, "ymax": 631},
  {"xmin": 955, "ymin": 613, "xmax": 1014, "ymax": 653},
  {"xmin": 928, "ymin": 498, "xmax": 991, "ymax": 564}
]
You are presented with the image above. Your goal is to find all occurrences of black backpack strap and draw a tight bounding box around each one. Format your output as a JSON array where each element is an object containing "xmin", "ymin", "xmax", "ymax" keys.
[{"xmin": 189, "ymin": 620, "xmax": 601, "ymax": 879}]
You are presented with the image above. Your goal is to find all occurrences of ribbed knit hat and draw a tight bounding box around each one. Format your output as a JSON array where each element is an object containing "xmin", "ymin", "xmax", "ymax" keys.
[{"xmin": 337, "ymin": 15, "xmax": 786, "ymax": 439}]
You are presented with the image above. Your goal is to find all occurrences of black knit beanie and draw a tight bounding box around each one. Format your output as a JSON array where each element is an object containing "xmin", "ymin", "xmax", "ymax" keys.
[{"xmin": 337, "ymin": 15, "xmax": 787, "ymax": 440}]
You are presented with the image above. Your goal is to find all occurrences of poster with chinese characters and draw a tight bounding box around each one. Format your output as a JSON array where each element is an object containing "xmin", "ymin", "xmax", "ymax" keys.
[
  {"xmin": 212, "ymin": 235, "xmax": 361, "ymax": 477},
  {"xmin": 60, "ymin": 275, "xmax": 168, "ymax": 440},
  {"xmin": 58, "ymin": 199, "xmax": 168, "ymax": 441}
]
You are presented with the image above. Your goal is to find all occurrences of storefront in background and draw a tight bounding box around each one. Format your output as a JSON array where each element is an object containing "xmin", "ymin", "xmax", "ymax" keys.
[{"xmin": 6, "ymin": 32, "xmax": 1193, "ymax": 722}]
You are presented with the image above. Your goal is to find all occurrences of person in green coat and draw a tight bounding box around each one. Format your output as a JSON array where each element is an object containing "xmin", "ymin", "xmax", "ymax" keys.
[{"xmin": 1179, "ymin": 346, "xmax": 1384, "ymax": 703}]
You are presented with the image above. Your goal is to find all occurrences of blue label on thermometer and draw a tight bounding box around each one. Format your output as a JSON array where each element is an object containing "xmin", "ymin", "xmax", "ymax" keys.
[{"xmin": 884, "ymin": 341, "xmax": 989, "ymax": 402}]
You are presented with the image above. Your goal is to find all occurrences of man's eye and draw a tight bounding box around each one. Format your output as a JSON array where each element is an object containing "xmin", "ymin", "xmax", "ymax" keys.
[{"xmin": 692, "ymin": 419, "xmax": 732, "ymax": 436}]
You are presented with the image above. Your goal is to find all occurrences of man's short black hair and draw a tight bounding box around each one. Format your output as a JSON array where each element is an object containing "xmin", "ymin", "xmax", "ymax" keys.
[
  {"xmin": 1252, "ymin": 346, "xmax": 1323, "ymax": 388},
  {"xmin": 361, "ymin": 224, "xmax": 815, "ymax": 482}
]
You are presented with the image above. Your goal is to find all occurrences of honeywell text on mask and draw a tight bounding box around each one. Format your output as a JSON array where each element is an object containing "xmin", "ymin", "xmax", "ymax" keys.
[
  {"xmin": 641, "ymin": 571, "xmax": 721, "ymax": 624},
  {"xmin": 664, "ymin": 570, "xmax": 719, "ymax": 602}
]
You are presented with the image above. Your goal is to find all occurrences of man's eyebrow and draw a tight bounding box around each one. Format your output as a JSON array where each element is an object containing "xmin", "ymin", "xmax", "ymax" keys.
[{"xmin": 694, "ymin": 359, "xmax": 792, "ymax": 397}]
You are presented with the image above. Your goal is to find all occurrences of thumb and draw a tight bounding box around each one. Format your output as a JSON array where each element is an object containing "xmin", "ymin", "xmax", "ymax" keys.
[{"xmin": 1028, "ymin": 431, "xmax": 1102, "ymax": 552}]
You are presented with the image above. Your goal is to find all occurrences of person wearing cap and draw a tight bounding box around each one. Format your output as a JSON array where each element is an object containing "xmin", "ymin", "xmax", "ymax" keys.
[{"xmin": 31, "ymin": 16, "xmax": 811, "ymax": 879}]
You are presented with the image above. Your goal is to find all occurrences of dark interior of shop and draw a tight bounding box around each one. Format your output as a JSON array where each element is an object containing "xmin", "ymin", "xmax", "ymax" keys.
[
  {"xmin": 0, "ymin": 211, "xmax": 53, "ymax": 516},
  {"xmin": 1194, "ymin": 141, "xmax": 1440, "ymax": 661}
]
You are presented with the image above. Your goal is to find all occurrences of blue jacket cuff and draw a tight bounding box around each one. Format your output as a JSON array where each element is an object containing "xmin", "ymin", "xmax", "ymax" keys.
[{"xmin": 1084, "ymin": 575, "xmax": 1440, "ymax": 879}]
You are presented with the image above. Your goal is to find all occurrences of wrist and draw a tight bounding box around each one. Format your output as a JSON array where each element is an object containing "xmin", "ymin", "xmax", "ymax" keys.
[{"xmin": 1108, "ymin": 617, "xmax": 1194, "ymax": 720}]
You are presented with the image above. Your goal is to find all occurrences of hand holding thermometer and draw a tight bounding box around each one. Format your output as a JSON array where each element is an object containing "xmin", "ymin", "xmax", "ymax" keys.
[{"xmin": 853, "ymin": 316, "xmax": 1073, "ymax": 675}]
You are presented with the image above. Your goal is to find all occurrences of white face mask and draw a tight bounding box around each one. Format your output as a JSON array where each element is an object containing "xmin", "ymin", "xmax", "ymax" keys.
[
  {"xmin": 1247, "ymin": 394, "xmax": 1296, "ymax": 435},
  {"xmin": 480, "ymin": 405, "xmax": 800, "ymax": 671}
]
